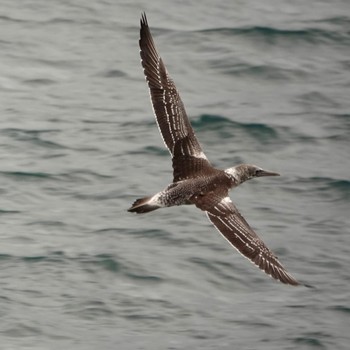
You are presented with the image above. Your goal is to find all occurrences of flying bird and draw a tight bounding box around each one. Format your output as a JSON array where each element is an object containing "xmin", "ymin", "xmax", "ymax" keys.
[{"xmin": 128, "ymin": 13, "xmax": 300, "ymax": 286}]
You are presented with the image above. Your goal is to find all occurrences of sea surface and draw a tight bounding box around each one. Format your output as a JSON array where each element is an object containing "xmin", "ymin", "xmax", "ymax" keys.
[{"xmin": 1, "ymin": 0, "xmax": 349, "ymax": 349}]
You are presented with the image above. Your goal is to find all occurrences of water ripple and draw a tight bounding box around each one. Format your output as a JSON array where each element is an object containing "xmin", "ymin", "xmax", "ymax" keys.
[
  {"xmin": 199, "ymin": 25, "xmax": 350, "ymax": 45},
  {"xmin": 192, "ymin": 114, "xmax": 279, "ymax": 141}
]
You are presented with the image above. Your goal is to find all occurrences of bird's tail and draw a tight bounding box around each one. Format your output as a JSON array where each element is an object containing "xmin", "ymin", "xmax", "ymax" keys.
[{"xmin": 127, "ymin": 196, "xmax": 160, "ymax": 214}]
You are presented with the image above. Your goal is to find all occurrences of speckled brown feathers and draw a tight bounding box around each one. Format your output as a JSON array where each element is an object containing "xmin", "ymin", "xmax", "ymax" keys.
[
  {"xmin": 140, "ymin": 14, "xmax": 213, "ymax": 182},
  {"xmin": 130, "ymin": 13, "xmax": 301, "ymax": 286},
  {"xmin": 192, "ymin": 193, "xmax": 299, "ymax": 285}
]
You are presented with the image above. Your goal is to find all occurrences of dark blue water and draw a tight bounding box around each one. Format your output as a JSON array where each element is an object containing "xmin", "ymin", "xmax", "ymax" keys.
[{"xmin": 1, "ymin": 1, "xmax": 349, "ymax": 349}]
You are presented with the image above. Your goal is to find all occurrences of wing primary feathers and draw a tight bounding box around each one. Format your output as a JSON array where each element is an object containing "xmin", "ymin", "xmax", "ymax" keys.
[
  {"xmin": 139, "ymin": 13, "xmax": 215, "ymax": 181},
  {"xmin": 193, "ymin": 194, "xmax": 300, "ymax": 286}
]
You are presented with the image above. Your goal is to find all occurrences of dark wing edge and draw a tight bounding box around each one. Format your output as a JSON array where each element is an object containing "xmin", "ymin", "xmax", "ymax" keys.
[
  {"xmin": 140, "ymin": 13, "xmax": 213, "ymax": 181},
  {"xmin": 194, "ymin": 194, "xmax": 300, "ymax": 286}
]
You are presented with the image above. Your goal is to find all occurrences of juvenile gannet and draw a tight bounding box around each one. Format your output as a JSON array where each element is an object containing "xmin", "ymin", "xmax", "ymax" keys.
[{"xmin": 128, "ymin": 13, "xmax": 300, "ymax": 286}]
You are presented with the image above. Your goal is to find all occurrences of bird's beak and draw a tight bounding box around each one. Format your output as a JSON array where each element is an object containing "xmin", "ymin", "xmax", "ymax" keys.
[{"xmin": 259, "ymin": 170, "xmax": 280, "ymax": 177}]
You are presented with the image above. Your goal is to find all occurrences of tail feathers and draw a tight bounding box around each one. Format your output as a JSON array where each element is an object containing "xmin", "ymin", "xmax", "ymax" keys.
[{"xmin": 128, "ymin": 196, "xmax": 160, "ymax": 214}]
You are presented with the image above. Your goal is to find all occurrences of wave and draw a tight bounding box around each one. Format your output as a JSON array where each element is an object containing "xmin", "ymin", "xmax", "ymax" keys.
[
  {"xmin": 298, "ymin": 177, "xmax": 350, "ymax": 201},
  {"xmin": 330, "ymin": 305, "xmax": 350, "ymax": 314},
  {"xmin": 1, "ymin": 128, "xmax": 67, "ymax": 149},
  {"xmin": 210, "ymin": 62, "xmax": 308, "ymax": 80},
  {"xmin": 3, "ymin": 251, "xmax": 164, "ymax": 283},
  {"xmin": 198, "ymin": 24, "xmax": 350, "ymax": 45},
  {"xmin": 293, "ymin": 334, "xmax": 326, "ymax": 348},
  {"xmin": 308, "ymin": 16, "xmax": 350, "ymax": 26},
  {"xmin": 0, "ymin": 169, "xmax": 113, "ymax": 184},
  {"xmin": 128, "ymin": 145, "xmax": 168, "ymax": 157},
  {"xmin": 0, "ymin": 171, "xmax": 55, "ymax": 180},
  {"xmin": 0, "ymin": 209, "xmax": 21, "ymax": 215},
  {"xmin": 22, "ymin": 78, "xmax": 58, "ymax": 86},
  {"xmin": 295, "ymin": 91, "xmax": 339, "ymax": 108},
  {"xmin": 192, "ymin": 114, "xmax": 279, "ymax": 140},
  {"xmin": 100, "ymin": 69, "xmax": 128, "ymax": 78}
]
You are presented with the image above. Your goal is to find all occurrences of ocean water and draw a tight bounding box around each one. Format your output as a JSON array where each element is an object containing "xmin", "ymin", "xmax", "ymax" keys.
[{"xmin": 1, "ymin": 0, "xmax": 350, "ymax": 349}]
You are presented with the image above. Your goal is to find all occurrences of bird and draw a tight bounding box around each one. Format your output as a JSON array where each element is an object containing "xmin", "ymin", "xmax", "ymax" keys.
[{"xmin": 128, "ymin": 13, "xmax": 300, "ymax": 286}]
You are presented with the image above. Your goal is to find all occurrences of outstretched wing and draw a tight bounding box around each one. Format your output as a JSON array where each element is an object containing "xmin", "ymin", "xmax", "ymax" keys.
[
  {"xmin": 192, "ymin": 192, "xmax": 300, "ymax": 285},
  {"xmin": 139, "ymin": 13, "xmax": 215, "ymax": 182}
]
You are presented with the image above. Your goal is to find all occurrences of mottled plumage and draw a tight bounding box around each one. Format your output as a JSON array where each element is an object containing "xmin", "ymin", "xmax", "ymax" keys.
[{"xmin": 128, "ymin": 13, "xmax": 300, "ymax": 286}]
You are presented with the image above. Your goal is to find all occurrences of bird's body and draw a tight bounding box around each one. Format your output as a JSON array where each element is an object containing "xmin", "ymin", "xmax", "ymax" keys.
[
  {"xmin": 129, "ymin": 167, "xmax": 233, "ymax": 212},
  {"xmin": 128, "ymin": 13, "xmax": 301, "ymax": 286}
]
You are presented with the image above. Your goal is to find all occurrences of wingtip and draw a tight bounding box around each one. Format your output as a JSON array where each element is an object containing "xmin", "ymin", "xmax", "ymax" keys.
[
  {"xmin": 140, "ymin": 12, "xmax": 148, "ymax": 27},
  {"xmin": 282, "ymin": 276, "xmax": 301, "ymax": 286},
  {"xmin": 285, "ymin": 280, "xmax": 314, "ymax": 288},
  {"xmin": 261, "ymin": 257, "xmax": 301, "ymax": 286}
]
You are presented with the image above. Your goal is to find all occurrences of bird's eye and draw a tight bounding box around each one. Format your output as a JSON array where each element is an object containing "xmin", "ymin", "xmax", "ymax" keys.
[{"xmin": 255, "ymin": 169, "xmax": 262, "ymax": 176}]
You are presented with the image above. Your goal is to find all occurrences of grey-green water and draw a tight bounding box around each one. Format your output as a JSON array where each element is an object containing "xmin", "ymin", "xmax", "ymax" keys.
[{"xmin": 1, "ymin": 1, "xmax": 349, "ymax": 349}]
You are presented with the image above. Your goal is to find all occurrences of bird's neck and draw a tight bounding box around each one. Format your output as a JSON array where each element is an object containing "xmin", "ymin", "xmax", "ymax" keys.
[
  {"xmin": 224, "ymin": 167, "xmax": 242, "ymax": 186},
  {"xmin": 225, "ymin": 165, "xmax": 253, "ymax": 186}
]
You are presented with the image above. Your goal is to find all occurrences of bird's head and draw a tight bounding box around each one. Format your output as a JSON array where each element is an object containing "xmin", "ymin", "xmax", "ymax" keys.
[{"xmin": 225, "ymin": 164, "xmax": 280, "ymax": 185}]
